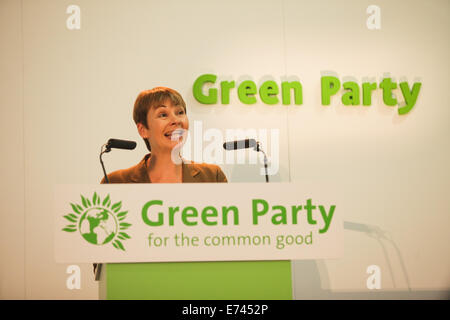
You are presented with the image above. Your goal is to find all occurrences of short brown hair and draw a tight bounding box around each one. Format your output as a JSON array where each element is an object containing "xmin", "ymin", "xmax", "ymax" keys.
[{"xmin": 133, "ymin": 87, "xmax": 187, "ymax": 151}]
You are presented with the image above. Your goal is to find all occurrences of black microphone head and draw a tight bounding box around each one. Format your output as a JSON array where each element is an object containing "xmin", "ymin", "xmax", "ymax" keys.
[
  {"xmin": 106, "ymin": 138, "xmax": 137, "ymax": 150},
  {"xmin": 223, "ymin": 139, "xmax": 256, "ymax": 150}
]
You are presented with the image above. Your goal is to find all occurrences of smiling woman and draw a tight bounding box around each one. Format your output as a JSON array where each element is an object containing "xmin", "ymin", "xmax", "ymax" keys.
[
  {"xmin": 101, "ymin": 87, "xmax": 228, "ymax": 184},
  {"xmin": 95, "ymin": 87, "xmax": 228, "ymax": 276}
]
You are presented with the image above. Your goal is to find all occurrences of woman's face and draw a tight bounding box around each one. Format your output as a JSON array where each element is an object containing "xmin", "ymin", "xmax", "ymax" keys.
[{"xmin": 137, "ymin": 99, "xmax": 189, "ymax": 153}]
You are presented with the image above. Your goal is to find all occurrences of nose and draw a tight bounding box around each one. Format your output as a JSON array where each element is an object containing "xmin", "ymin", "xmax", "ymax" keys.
[{"xmin": 168, "ymin": 111, "xmax": 182, "ymax": 125}]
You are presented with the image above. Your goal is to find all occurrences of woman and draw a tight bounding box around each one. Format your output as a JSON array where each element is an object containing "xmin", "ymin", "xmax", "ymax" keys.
[
  {"xmin": 103, "ymin": 87, "xmax": 227, "ymax": 183},
  {"xmin": 95, "ymin": 87, "xmax": 227, "ymax": 277}
]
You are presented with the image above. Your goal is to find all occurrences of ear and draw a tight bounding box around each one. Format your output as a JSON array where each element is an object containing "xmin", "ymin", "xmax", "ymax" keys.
[{"xmin": 137, "ymin": 123, "xmax": 149, "ymax": 139}]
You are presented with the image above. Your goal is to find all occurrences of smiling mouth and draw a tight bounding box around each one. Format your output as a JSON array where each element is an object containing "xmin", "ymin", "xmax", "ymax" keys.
[{"xmin": 164, "ymin": 129, "xmax": 184, "ymax": 140}]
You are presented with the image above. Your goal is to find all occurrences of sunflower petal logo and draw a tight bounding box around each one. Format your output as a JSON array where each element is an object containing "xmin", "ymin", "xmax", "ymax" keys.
[{"xmin": 62, "ymin": 192, "xmax": 132, "ymax": 251}]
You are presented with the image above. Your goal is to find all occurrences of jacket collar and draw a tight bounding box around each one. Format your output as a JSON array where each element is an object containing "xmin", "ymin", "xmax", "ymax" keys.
[{"xmin": 131, "ymin": 153, "xmax": 200, "ymax": 183}]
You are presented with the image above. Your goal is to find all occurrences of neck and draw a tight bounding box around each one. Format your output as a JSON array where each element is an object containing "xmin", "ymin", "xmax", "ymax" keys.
[
  {"xmin": 150, "ymin": 149, "xmax": 181, "ymax": 165},
  {"xmin": 147, "ymin": 149, "xmax": 183, "ymax": 178}
]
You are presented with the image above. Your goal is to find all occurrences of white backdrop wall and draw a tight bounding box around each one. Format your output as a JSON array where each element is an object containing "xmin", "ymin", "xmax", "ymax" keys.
[{"xmin": 1, "ymin": 0, "xmax": 449, "ymax": 299}]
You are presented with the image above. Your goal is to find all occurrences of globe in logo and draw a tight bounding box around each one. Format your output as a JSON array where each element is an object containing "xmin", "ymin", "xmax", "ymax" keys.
[
  {"xmin": 79, "ymin": 208, "xmax": 118, "ymax": 245},
  {"xmin": 62, "ymin": 193, "xmax": 132, "ymax": 251}
]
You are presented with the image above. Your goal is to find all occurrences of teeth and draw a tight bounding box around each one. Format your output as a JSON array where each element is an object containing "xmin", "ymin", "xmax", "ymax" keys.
[{"xmin": 165, "ymin": 129, "xmax": 184, "ymax": 139}]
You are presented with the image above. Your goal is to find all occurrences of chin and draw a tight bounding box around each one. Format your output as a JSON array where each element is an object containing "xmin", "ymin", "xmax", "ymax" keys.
[{"xmin": 162, "ymin": 142, "xmax": 183, "ymax": 151}]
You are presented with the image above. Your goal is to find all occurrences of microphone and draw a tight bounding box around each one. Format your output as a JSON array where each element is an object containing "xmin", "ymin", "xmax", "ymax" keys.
[
  {"xmin": 100, "ymin": 138, "xmax": 137, "ymax": 184},
  {"xmin": 223, "ymin": 138, "xmax": 269, "ymax": 183},
  {"xmin": 96, "ymin": 138, "xmax": 136, "ymax": 282},
  {"xmin": 223, "ymin": 139, "xmax": 256, "ymax": 150},
  {"xmin": 106, "ymin": 138, "xmax": 137, "ymax": 151}
]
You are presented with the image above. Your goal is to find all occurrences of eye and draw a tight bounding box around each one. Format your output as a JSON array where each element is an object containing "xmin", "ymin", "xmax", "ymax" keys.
[
  {"xmin": 158, "ymin": 112, "xmax": 167, "ymax": 118},
  {"xmin": 178, "ymin": 109, "xmax": 185, "ymax": 115}
]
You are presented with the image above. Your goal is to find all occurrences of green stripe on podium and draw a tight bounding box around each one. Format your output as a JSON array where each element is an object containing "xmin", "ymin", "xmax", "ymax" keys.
[{"xmin": 100, "ymin": 261, "xmax": 292, "ymax": 300}]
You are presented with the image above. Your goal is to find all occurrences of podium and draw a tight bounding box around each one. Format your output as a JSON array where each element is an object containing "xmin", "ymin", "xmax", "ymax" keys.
[
  {"xmin": 99, "ymin": 260, "xmax": 292, "ymax": 300},
  {"xmin": 54, "ymin": 183, "xmax": 341, "ymax": 299}
]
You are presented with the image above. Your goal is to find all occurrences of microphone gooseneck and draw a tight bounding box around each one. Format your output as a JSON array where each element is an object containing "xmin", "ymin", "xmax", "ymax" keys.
[
  {"xmin": 99, "ymin": 144, "xmax": 110, "ymax": 184},
  {"xmin": 222, "ymin": 139, "xmax": 269, "ymax": 183},
  {"xmin": 100, "ymin": 139, "xmax": 137, "ymax": 183},
  {"xmin": 96, "ymin": 138, "xmax": 137, "ymax": 281}
]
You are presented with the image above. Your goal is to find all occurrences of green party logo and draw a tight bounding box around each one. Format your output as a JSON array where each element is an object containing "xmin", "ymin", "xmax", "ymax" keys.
[{"xmin": 62, "ymin": 193, "xmax": 132, "ymax": 251}]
